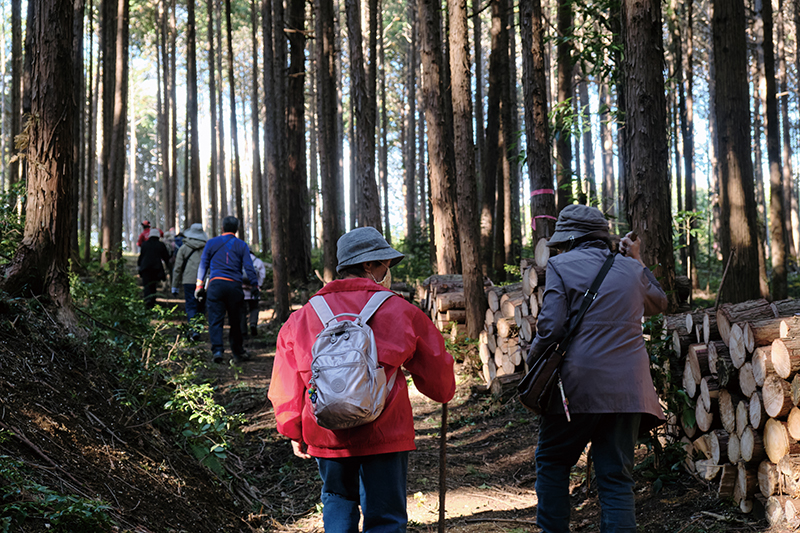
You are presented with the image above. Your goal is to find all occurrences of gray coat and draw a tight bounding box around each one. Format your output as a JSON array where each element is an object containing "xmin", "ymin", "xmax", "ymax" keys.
[
  {"xmin": 171, "ymin": 237, "xmax": 206, "ymax": 289},
  {"xmin": 527, "ymin": 241, "xmax": 668, "ymax": 426}
]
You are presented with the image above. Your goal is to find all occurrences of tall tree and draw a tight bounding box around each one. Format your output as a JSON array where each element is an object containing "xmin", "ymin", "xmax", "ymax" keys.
[
  {"xmin": 250, "ymin": 0, "xmax": 264, "ymax": 250},
  {"xmin": 480, "ymin": 0, "xmax": 506, "ymax": 275},
  {"xmin": 187, "ymin": 0, "xmax": 202, "ymax": 224},
  {"xmin": 449, "ymin": 0, "xmax": 486, "ymax": 337},
  {"xmin": 285, "ymin": 0, "xmax": 311, "ymax": 280},
  {"xmin": 757, "ymin": 0, "xmax": 787, "ymax": 298},
  {"xmin": 83, "ymin": 0, "xmax": 97, "ymax": 263},
  {"xmin": 3, "ymin": 0, "xmax": 75, "ymax": 323},
  {"xmin": 419, "ymin": 0, "xmax": 460, "ymax": 273},
  {"xmin": 206, "ymin": 0, "xmax": 219, "ymax": 234},
  {"xmin": 621, "ymin": 0, "xmax": 677, "ymax": 308},
  {"xmin": 520, "ymin": 0, "xmax": 556, "ymax": 242},
  {"xmin": 215, "ymin": 0, "xmax": 228, "ymax": 218},
  {"xmin": 316, "ymin": 0, "xmax": 342, "ymax": 281},
  {"xmin": 404, "ymin": 0, "xmax": 417, "ymax": 241},
  {"xmin": 682, "ymin": 0, "xmax": 698, "ymax": 288},
  {"xmin": 99, "ymin": 0, "xmax": 117, "ymax": 264},
  {"xmin": 169, "ymin": 0, "xmax": 178, "ymax": 227},
  {"xmin": 712, "ymin": 0, "xmax": 763, "ymax": 302},
  {"xmin": 379, "ymin": 9, "xmax": 390, "ymax": 244},
  {"xmin": 777, "ymin": 0, "xmax": 797, "ymax": 257},
  {"xmin": 9, "ymin": 0, "xmax": 21, "ymax": 189},
  {"xmin": 345, "ymin": 0, "xmax": 382, "ymax": 229},
  {"xmin": 555, "ymin": 0, "xmax": 573, "ymax": 210},
  {"xmin": 71, "ymin": 0, "xmax": 85, "ymax": 256},
  {"xmin": 263, "ymin": 0, "xmax": 290, "ymax": 321},
  {"xmin": 224, "ymin": 0, "xmax": 245, "ymax": 236},
  {"xmin": 473, "ymin": 0, "xmax": 485, "ymax": 210}
]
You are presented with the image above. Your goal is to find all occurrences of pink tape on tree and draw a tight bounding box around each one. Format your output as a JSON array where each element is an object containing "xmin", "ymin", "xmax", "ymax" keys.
[
  {"xmin": 530, "ymin": 188, "xmax": 555, "ymax": 197},
  {"xmin": 532, "ymin": 215, "xmax": 557, "ymax": 231}
]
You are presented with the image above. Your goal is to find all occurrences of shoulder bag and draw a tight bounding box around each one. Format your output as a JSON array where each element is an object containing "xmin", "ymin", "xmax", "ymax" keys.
[{"xmin": 517, "ymin": 253, "xmax": 616, "ymax": 420}]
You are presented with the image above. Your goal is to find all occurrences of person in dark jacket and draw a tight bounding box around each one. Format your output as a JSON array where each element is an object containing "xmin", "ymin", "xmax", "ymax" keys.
[
  {"xmin": 195, "ymin": 216, "xmax": 258, "ymax": 364},
  {"xmin": 137, "ymin": 228, "xmax": 170, "ymax": 309},
  {"xmin": 527, "ymin": 204, "xmax": 668, "ymax": 533}
]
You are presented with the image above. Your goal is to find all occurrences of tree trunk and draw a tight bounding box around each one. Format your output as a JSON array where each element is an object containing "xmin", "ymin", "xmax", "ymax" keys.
[
  {"xmin": 316, "ymin": 0, "xmax": 342, "ymax": 281},
  {"xmin": 100, "ymin": 0, "xmax": 116, "ymax": 264},
  {"xmin": 264, "ymin": 0, "xmax": 290, "ymax": 321},
  {"xmin": 9, "ymin": 0, "xmax": 21, "ymax": 189},
  {"xmin": 757, "ymin": 0, "xmax": 788, "ymax": 300},
  {"xmin": 214, "ymin": 0, "xmax": 227, "ymax": 220},
  {"xmin": 206, "ymin": 0, "xmax": 218, "ymax": 234},
  {"xmin": 777, "ymin": 0, "xmax": 797, "ymax": 258},
  {"xmin": 224, "ymin": 0, "xmax": 244, "ymax": 236},
  {"xmin": 405, "ymin": 0, "xmax": 417, "ymax": 241},
  {"xmin": 3, "ymin": 0, "xmax": 75, "ymax": 325},
  {"xmin": 682, "ymin": 0, "xmax": 698, "ymax": 288},
  {"xmin": 480, "ymin": 0, "xmax": 505, "ymax": 276},
  {"xmin": 555, "ymin": 0, "xmax": 572, "ymax": 210},
  {"xmin": 712, "ymin": 0, "xmax": 764, "ymax": 303},
  {"xmin": 169, "ymin": 0, "xmax": 178, "ymax": 227},
  {"xmin": 449, "ymin": 0, "xmax": 487, "ymax": 338},
  {"xmin": 346, "ymin": 0, "xmax": 381, "ymax": 230},
  {"xmin": 505, "ymin": 3, "xmax": 520, "ymax": 264},
  {"xmin": 621, "ymin": 0, "xmax": 676, "ymax": 309},
  {"xmin": 286, "ymin": 0, "xmax": 311, "ymax": 281},
  {"xmin": 379, "ymin": 9, "xmax": 390, "ymax": 244},
  {"xmin": 520, "ymin": 0, "xmax": 555, "ymax": 242},
  {"xmin": 473, "ymin": 0, "xmax": 484, "ymax": 220},
  {"xmin": 83, "ymin": 0, "xmax": 96, "ymax": 263},
  {"xmin": 187, "ymin": 0, "xmax": 202, "ymax": 225},
  {"xmin": 250, "ymin": 0, "xmax": 263, "ymax": 250},
  {"xmin": 419, "ymin": 0, "xmax": 460, "ymax": 274},
  {"xmin": 71, "ymin": 0, "xmax": 85, "ymax": 257}
]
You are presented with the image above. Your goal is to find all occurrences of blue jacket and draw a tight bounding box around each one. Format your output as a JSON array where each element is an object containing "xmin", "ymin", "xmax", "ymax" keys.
[{"xmin": 196, "ymin": 233, "xmax": 258, "ymax": 288}]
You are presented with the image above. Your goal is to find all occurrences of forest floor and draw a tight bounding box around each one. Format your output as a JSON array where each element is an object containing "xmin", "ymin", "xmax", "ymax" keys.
[{"xmin": 0, "ymin": 288, "xmax": 791, "ymax": 533}]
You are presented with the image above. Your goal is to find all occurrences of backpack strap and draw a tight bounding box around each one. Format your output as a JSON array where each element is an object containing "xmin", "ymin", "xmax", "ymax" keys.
[
  {"xmin": 309, "ymin": 295, "xmax": 336, "ymax": 326},
  {"xmin": 359, "ymin": 291, "xmax": 393, "ymax": 323}
]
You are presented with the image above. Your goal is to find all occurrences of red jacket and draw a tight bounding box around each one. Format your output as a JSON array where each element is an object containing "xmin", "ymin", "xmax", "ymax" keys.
[{"xmin": 269, "ymin": 278, "xmax": 456, "ymax": 458}]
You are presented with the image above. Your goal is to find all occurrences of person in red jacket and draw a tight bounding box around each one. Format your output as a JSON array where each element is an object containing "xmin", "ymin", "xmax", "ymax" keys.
[{"xmin": 269, "ymin": 226, "xmax": 455, "ymax": 533}]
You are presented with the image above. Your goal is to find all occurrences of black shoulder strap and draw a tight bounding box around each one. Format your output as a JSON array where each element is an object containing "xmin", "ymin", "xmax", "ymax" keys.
[{"xmin": 558, "ymin": 253, "xmax": 616, "ymax": 353}]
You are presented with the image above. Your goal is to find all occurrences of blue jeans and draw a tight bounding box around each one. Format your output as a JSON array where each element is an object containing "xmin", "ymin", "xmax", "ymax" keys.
[
  {"xmin": 183, "ymin": 284, "xmax": 200, "ymax": 323},
  {"xmin": 206, "ymin": 280, "xmax": 244, "ymax": 356},
  {"xmin": 535, "ymin": 412, "xmax": 641, "ymax": 533},
  {"xmin": 316, "ymin": 451, "xmax": 409, "ymax": 533}
]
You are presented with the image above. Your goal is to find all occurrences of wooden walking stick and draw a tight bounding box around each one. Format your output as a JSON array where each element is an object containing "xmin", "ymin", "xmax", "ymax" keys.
[{"xmin": 439, "ymin": 401, "xmax": 448, "ymax": 533}]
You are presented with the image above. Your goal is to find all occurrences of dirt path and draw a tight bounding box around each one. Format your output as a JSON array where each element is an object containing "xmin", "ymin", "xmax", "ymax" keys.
[{"xmin": 203, "ymin": 326, "xmax": 776, "ymax": 533}]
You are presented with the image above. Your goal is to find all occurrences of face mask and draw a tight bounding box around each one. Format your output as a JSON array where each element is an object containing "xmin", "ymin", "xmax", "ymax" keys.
[{"xmin": 370, "ymin": 262, "xmax": 392, "ymax": 289}]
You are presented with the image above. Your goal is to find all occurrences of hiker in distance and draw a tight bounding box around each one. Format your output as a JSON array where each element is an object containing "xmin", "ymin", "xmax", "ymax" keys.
[
  {"xmin": 269, "ymin": 226, "xmax": 455, "ymax": 533},
  {"xmin": 171, "ymin": 223, "xmax": 208, "ymax": 341},
  {"xmin": 195, "ymin": 216, "xmax": 258, "ymax": 364},
  {"xmin": 528, "ymin": 204, "xmax": 668, "ymax": 533}
]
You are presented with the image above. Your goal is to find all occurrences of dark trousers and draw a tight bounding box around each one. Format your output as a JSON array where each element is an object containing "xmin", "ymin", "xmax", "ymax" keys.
[
  {"xmin": 535, "ymin": 412, "xmax": 641, "ymax": 533},
  {"xmin": 316, "ymin": 451, "xmax": 409, "ymax": 533},
  {"xmin": 207, "ymin": 280, "xmax": 244, "ymax": 356},
  {"xmin": 140, "ymin": 271, "xmax": 162, "ymax": 309},
  {"xmin": 240, "ymin": 299, "xmax": 259, "ymax": 332}
]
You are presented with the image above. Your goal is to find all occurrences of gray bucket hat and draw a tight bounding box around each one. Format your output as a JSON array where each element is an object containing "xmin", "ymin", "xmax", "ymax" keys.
[
  {"xmin": 336, "ymin": 227, "xmax": 404, "ymax": 273},
  {"xmin": 547, "ymin": 204, "xmax": 610, "ymax": 248},
  {"xmin": 183, "ymin": 223, "xmax": 208, "ymax": 241}
]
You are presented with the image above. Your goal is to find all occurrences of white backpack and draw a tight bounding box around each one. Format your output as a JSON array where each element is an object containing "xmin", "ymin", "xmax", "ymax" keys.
[{"xmin": 307, "ymin": 292, "xmax": 396, "ymax": 430}]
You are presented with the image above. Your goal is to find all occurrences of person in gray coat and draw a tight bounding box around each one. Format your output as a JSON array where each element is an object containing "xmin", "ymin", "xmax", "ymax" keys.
[
  {"xmin": 171, "ymin": 223, "xmax": 208, "ymax": 340},
  {"xmin": 527, "ymin": 204, "xmax": 668, "ymax": 533}
]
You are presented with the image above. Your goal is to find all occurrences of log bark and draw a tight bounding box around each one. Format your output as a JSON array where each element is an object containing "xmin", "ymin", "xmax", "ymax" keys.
[
  {"xmin": 700, "ymin": 376, "xmax": 720, "ymax": 412},
  {"xmin": 759, "ymin": 460, "xmax": 779, "ymax": 498},
  {"xmin": 741, "ymin": 425, "xmax": 766, "ymax": 463},
  {"xmin": 739, "ymin": 362, "xmax": 758, "ymax": 398},
  {"xmin": 765, "ymin": 418, "xmax": 800, "ymax": 463},
  {"xmin": 718, "ymin": 463, "xmax": 738, "ymax": 498},
  {"xmin": 446, "ymin": 309, "xmax": 467, "ymax": 323},
  {"xmin": 753, "ymin": 346, "xmax": 774, "ymax": 387},
  {"xmin": 745, "ymin": 316, "xmax": 795, "ymax": 352},
  {"xmin": 708, "ymin": 429, "xmax": 730, "ymax": 465},
  {"xmin": 716, "ymin": 299, "xmax": 773, "ymax": 346},
  {"xmin": 750, "ymin": 391, "xmax": 766, "ymax": 430},
  {"xmin": 436, "ymin": 291, "xmax": 465, "ymax": 312},
  {"xmin": 673, "ymin": 329, "xmax": 695, "ymax": 358},
  {"xmin": 708, "ymin": 341, "xmax": 733, "ymax": 379},
  {"xmin": 772, "ymin": 337, "xmax": 800, "ymax": 380},
  {"xmin": 688, "ymin": 343, "xmax": 709, "ymax": 382},
  {"xmin": 704, "ymin": 312, "xmax": 719, "ymax": 345},
  {"xmin": 792, "ymin": 374, "xmax": 800, "ymax": 407},
  {"xmin": 772, "ymin": 299, "xmax": 800, "ymax": 317},
  {"xmin": 764, "ymin": 374, "xmax": 794, "ymax": 418}
]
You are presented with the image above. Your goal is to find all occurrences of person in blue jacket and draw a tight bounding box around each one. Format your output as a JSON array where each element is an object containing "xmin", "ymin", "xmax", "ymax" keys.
[{"xmin": 195, "ymin": 216, "xmax": 258, "ymax": 364}]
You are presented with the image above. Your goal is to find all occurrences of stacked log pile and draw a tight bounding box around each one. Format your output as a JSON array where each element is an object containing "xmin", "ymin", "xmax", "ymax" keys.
[
  {"xmin": 418, "ymin": 275, "xmax": 470, "ymax": 342},
  {"xmin": 665, "ymin": 298, "xmax": 800, "ymax": 521},
  {"xmin": 478, "ymin": 257, "xmax": 547, "ymax": 386}
]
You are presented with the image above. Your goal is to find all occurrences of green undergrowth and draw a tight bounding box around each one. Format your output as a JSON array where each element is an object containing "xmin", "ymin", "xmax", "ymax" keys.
[{"xmin": 69, "ymin": 263, "xmax": 245, "ymax": 475}]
